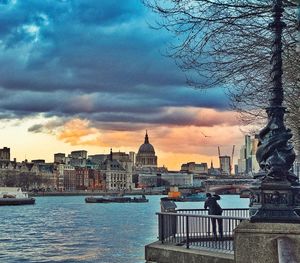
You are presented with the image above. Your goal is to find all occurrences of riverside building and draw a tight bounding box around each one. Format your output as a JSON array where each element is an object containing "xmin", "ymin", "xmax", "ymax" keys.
[
  {"xmin": 99, "ymin": 149, "xmax": 133, "ymax": 191},
  {"xmin": 180, "ymin": 162, "xmax": 208, "ymax": 176}
]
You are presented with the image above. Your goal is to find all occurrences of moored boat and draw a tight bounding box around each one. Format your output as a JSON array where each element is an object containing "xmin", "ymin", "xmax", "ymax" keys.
[
  {"xmin": 161, "ymin": 192, "xmax": 206, "ymax": 202},
  {"xmin": 0, "ymin": 187, "xmax": 35, "ymax": 206},
  {"xmin": 164, "ymin": 186, "xmax": 206, "ymax": 202},
  {"xmin": 85, "ymin": 195, "xmax": 149, "ymax": 203}
]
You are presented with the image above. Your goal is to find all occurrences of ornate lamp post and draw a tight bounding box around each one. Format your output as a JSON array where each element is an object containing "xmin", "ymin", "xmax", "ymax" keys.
[
  {"xmin": 249, "ymin": 0, "xmax": 300, "ymax": 222},
  {"xmin": 296, "ymin": 0, "xmax": 300, "ymax": 52}
]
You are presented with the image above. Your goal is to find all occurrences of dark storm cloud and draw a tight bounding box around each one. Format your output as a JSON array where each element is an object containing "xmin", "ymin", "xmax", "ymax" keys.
[
  {"xmin": 27, "ymin": 124, "xmax": 43, "ymax": 133},
  {"xmin": 0, "ymin": 87, "xmax": 228, "ymax": 117},
  {"xmin": 0, "ymin": 0, "xmax": 230, "ymax": 130},
  {"xmin": 27, "ymin": 118, "xmax": 66, "ymax": 133},
  {"xmin": 0, "ymin": 0, "xmax": 182, "ymax": 93}
]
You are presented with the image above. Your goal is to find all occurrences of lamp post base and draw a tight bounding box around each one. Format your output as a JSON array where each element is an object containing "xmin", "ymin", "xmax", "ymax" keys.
[{"xmin": 249, "ymin": 180, "xmax": 300, "ymax": 223}]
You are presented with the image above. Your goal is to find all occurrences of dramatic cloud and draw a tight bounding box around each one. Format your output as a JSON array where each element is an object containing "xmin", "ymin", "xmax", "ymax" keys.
[
  {"xmin": 33, "ymin": 108, "xmax": 241, "ymax": 154},
  {"xmin": 0, "ymin": 1, "xmax": 230, "ymax": 124},
  {"xmin": 0, "ymin": 1, "xmax": 245, "ymax": 169}
]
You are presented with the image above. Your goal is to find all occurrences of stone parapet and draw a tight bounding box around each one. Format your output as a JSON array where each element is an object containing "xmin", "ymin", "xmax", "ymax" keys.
[
  {"xmin": 145, "ymin": 241, "xmax": 234, "ymax": 263},
  {"xmin": 234, "ymin": 220, "xmax": 300, "ymax": 263}
]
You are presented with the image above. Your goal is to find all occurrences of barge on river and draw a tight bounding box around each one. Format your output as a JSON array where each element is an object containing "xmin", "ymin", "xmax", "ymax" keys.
[
  {"xmin": 161, "ymin": 193, "xmax": 206, "ymax": 202},
  {"xmin": 85, "ymin": 195, "xmax": 149, "ymax": 203},
  {"xmin": 162, "ymin": 186, "xmax": 206, "ymax": 202},
  {"xmin": 0, "ymin": 187, "xmax": 35, "ymax": 206}
]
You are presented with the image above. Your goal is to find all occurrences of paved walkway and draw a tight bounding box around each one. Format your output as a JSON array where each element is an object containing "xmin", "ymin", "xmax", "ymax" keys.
[
  {"xmin": 190, "ymin": 240, "xmax": 234, "ymax": 254},
  {"xmin": 164, "ymin": 235, "xmax": 234, "ymax": 253}
]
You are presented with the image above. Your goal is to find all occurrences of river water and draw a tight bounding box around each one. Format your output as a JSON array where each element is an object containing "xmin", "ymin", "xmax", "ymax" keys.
[{"xmin": 0, "ymin": 195, "xmax": 249, "ymax": 263}]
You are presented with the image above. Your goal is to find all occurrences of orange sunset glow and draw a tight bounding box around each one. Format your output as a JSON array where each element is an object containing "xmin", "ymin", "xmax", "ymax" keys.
[{"xmin": 0, "ymin": 108, "xmax": 245, "ymax": 170}]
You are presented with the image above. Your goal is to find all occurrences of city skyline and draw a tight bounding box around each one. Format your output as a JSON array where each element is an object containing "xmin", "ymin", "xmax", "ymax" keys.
[
  {"xmin": 0, "ymin": 0, "xmax": 245, "ymax": 170},
  {"xmin": 1, "ymin": 130, "xmax": 246, "ymax": 171}
]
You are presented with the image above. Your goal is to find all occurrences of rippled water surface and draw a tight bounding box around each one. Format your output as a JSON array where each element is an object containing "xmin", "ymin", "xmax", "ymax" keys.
[{"xmin": 0, "ymin": 195, "xmax": 248, "ymax": 263}]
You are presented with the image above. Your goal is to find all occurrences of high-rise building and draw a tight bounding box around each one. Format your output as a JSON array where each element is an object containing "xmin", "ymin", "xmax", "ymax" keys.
[
  {"xmin": 219, "ymin": 156, "xmax": 231, "ymax": 176},
  {"xmin": 237, "ymin": 135, "xmax": 260, "ymax": 175},
  {"xmin": 238, "ymin": 146, "xmax": 246, "ymax": 174},
  {"xmin": 245, "ymin": 135, "xmax": 252, "ymax": 158}
]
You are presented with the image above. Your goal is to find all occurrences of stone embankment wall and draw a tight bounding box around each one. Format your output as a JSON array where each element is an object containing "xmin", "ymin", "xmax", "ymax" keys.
[{"xmin": 145, "ymin": 241, "xmax": 234, "ymax": 263}]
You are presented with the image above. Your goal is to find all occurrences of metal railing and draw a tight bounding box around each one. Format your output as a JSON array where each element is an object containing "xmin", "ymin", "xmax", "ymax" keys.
[
  {"xmin": 176, "ymin": 208, "xmax": 249, "ymax": 218},
  {"xmin": 157, "ymin": 208, "xmax": 249, "ymax": 251}
]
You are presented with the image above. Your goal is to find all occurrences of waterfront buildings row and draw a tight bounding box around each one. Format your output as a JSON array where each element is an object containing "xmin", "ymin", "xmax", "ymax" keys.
[
  {"xmin": 0, "ymin": 132, "xmax": 166, "ymax": 191},
  {"xmin": 1, "ymin": 133, "xmax": 299, "ymax": 190}
]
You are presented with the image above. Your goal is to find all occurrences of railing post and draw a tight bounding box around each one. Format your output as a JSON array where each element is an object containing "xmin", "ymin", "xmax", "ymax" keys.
[
  {"xmin": 158, "ymin": 213, "xmax": 164, "ymax": 243},
  {"xmin": 186, "ymin": 215, "xmax": 189, "ymax": 249}
]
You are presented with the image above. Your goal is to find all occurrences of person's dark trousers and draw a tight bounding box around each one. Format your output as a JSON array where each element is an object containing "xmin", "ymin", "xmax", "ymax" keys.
[
  {"xmin": 211, "ymin": 217, "xmax": 223, "ymax": 239},
  {"xmin": 211, "ymin": 218, "xmax": 217, "ymax": 237},
  {"xmin": 217, "ymin": 218, "xmax": 223, "ymax": 238}
]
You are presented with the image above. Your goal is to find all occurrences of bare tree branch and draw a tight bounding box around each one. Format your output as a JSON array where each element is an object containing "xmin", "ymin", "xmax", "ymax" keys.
[{"xmin": 144, "ymin": 0, "xmax": 300, "ymax": 153}]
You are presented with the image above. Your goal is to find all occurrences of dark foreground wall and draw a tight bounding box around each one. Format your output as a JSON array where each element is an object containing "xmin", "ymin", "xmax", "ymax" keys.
[
  {"xmin": 145, "ymin": 241, "xmax": 234, "ymax": 263},
  {"xmin": 234, "ymin": 221, "xmax": 300, "ymax": 263}
]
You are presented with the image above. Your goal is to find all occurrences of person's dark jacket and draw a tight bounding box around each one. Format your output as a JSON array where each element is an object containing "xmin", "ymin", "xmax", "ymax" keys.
[{"xmin": 204, "ymin": 196, "xmax": 223, "ymax": 215}]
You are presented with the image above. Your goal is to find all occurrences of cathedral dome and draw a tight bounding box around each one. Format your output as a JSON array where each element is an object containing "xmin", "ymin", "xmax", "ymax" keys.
[
  {"xmin": 136, "ymin": 131, "xmax": 157, "ymax": 168},
  {"xmin": 139, "ymin": 143, "xmax": 155, "ymax": 154},
  {"xmin": 138, "ymin": 132, "xmax": 155, "ymax": 154}
]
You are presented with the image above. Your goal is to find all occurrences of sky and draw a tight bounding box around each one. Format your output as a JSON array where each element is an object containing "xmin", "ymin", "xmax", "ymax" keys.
[{"xmin": 0, "ymin": 0, "xmax": 246, "ymax": 170}]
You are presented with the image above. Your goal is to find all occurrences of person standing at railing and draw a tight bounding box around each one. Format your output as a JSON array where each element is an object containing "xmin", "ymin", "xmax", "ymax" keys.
[{"xmin": 204, "ymin": 193, "xmax": 223, "ymax": 239}]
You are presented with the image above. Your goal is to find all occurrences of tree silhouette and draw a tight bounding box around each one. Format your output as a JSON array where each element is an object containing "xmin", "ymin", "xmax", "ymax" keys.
[{"xmin": 144, "ymin": 0, "xmax": 299, "ymax": 152}]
